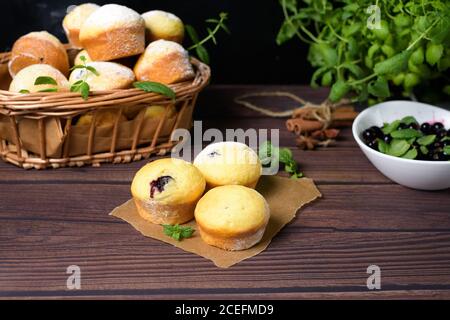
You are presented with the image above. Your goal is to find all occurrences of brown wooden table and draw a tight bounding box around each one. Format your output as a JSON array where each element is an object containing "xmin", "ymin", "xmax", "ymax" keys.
[{"xmin": 1, "ymin": 85, "xmax": 449, "ymax": 299}]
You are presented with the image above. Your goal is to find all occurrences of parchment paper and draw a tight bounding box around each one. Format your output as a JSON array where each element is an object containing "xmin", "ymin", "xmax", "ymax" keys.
[{"xmin": 110, "ymin": 175, "xmax": 321, "ymax": 268}]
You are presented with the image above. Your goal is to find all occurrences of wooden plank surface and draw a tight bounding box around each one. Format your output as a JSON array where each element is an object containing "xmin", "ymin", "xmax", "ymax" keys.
[{"xmin": 0, "ymin": 85, "xmax": 449, "ymax": 299}]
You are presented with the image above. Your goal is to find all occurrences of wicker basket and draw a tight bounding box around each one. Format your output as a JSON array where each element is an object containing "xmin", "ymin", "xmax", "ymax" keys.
[{"xmin": 0, "ymin": 49, "xmax": 210, "ymax": 169}]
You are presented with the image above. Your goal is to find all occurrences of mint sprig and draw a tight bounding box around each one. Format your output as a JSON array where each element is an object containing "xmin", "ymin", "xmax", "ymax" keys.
[
  {"xmin": 162, "ymin": 224, "xmax": 195, "ymax": 241},
  {"xmin": 133, "ymin": 81, "xmax": 176, "ymax": 100},
  {"xmin": 259, "ymin": 141, "xmax": 303, "ymax": 179},
  {"xmin": 33, "ymin": 76, "xmax": 59, "ymax": 93},
  {"xmin": 69, "ymin": 55, "xmax": 99, "ymax": 100},
  {"xmin": 186, "ymin": 12, "xmax": 230, "ymax": 64}
]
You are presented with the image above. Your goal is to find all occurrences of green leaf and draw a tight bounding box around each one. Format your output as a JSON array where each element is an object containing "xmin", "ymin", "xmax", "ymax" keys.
[
  {"xmin": 276, "ymin": 20, "xmax": 297, "ymax": 45},
  {"xmin": 329, "ymin": 80, "xmax": 350, "ymax": 102},
  {"xmin": 368, "ymin": 77, "xmax": 390, "ymax": 98},
  {"xmin": 400, "ymin": 116, "xmax": 418, "ymax": 125},
  {"xmin": 79, "ymin": 55, "xmax": 87, "ymax": 63},
  {"xmin": 195, "ymin": 45, "xmax": 210, "ymax": 64},
  {"xmin": 444, "ymin": 146, "xmax": 450, "ymax": 155},
  {"xmin": 402, "ymin": 148, "xmax": 418, "ymax": 159},
  {"xmin": 207, "ymin": 27, "xmax": 217, "ymax": 44},
  {"xmin": 310, "ymin": 66, "xmax": 329, "ymax": 88},
  {"xmin": 391, "ymin": 129, "xmax": 423, "ymax": 139},
  {"xmin": 388, "ymin": 139, "xmax": 410, "ymax": 157},
  {"xmin": 219, "ymin": 22, "xmax": 231, "ymax": 34},
  {"xmin": 420, "ymin": 145, "xmax": 429, "ymax": 155},
  {"xmin": 341, "ymin": 63, "xmax": 364, "ymax": 78},
  {"xmin": 38, "ymin": 88, "xmax": 58, "ymax": 92},
  {"xmin": 69, "ymin": 65, "xmax": 86, "ymax": 71},
  {"xmin": 133, "ymin": 81, "xmax": 176, "ymax": 100},
  {"xmin": 258, "ymin": 141, "xmax": 274, "ymax": 165},
  {"xmin": 279, "ymin": 148, "xmax": 293, "ymax": 164},
  {"xmin": 417, "ymin": 134, "xmax": 436, "ymax": 146},
  {"xmin": 425, "ymin": 43, "xmax": 444, "ymax": 66},
  {"xmin": 86, "ymin": 66, "xmax": 100, "ymax": 76},
  {"xmin": 34, "ymin": 76, "xmax": 57, "ymax": 86},
  {"xmin": 162, "ymin": 224, "xmax": 194, "ymax": 241},
  {"xmin": 80, "ymin": 82, "xmax": 90, "ymax": 100},
  {"xmin": 185, "ymin": 25, "xmax": 200, "ymax": 43},
  {"xmin": 281, "ymin": 0, "xmax": 298, "ymax": 14},
  {"xmin": 374, "ymin": 50, "xmax": 412, "ymax": 75},
  {"xmin": 382, "ymin": 120, "xmax": 401, "ymax": 135},
  {"xmin": 377, "ymin": 139, "xmax": 389, "ymax": 154},
  {"xmin": 19, "ymin": 89, "xmax": 30, "ymax": 94}
]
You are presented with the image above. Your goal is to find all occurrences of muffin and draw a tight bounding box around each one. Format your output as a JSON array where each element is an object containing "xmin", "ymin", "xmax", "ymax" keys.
[
  {"xmin": 69, "ymin": 61, "xmax": 135, "ymax": 91},
  {"xmin": 8, "ymin": 31, "xmax": 70, "ymax": 77},
  {"xmin": 134, "ymin": 39, "xmax": 195, "ymax": 84},
  {"xmin": 142, "ymin": 10, "xmax": 184, "ymax": 43},
  {"xmin": 79, "ymin": 4, "xmax": 145, "ymax": 61},
  {"xmin": 9, "ymin": 64, "xmax": 69, "ymax": 93},
  {"xmin": 76, "ymin": 110, "xmax": 127, "ymax": 127},
  {"xmin": 195, "ymin": 185, "xmax": 270, "ymax": 251},
  {"xmin": 63, "ymin": 3, "xmax": 100, "ymax": 48},
  {"xmin": 194, "ymin": 142, "xmax": 262, "ymax": 188},
  {"xmin": 131, "ymin": 158, "xmax": 206, "ymax": 225}
]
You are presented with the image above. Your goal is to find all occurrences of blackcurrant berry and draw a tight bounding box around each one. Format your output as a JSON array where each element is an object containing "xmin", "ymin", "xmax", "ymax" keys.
[
  {"xmin": 408, "ymin": 123, "xmax": 419, "ymax": 130},
  {"xmin": 362, "ymin": 129, "xmax": 376, "ymax": 142},
  {"xmin": 383, "ymin": 135, "xmax": 392, "ymax": 144},
  {"xmin": 420, "ymin": 122, "xmax": 431, "ymax": 134},
  {"xmin": 370, "ymin": 126, "xmax": 384, "ymax": 138},
  {"xmin": 367, "ymin": 140, "xmax": 378, "ymax": 150},
  {"xmin": 432, "ymin": 122, "xmax": 444, "ymax": 131}
]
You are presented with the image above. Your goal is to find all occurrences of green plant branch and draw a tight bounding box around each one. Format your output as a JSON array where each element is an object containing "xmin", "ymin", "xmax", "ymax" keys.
[{"xmin": 187, "ymin": 13, "xmax": 229, "ymax": 50}]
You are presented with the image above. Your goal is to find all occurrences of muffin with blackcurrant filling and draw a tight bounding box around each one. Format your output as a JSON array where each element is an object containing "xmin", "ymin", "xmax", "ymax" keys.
[
  {"xmin": 193, "ymin": 142, "xmax": 262, "ymax": 189},
  {"xmin": 131, "ymin": 158, "xmax": 206, "ymax": 224}
]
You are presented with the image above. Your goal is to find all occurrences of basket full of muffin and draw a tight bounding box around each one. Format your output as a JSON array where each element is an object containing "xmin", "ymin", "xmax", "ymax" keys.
[{"xmin": 0, "ymin": 3, "xmax": 211, "ymax": 169}]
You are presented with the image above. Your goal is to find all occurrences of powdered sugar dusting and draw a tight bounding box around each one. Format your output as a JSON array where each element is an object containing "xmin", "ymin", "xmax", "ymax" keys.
[
  {"xmin": 142, "ymin": 10, "xmax": 181, "ymax": 23},
  {"xmin": 63, "ymin": 3, "xmax": 99, "ymax": 29},
  {"xmin": 81, "ymin": 4, "xmax": 144, "ymax": 37},
  {"xmin": 69, "ymin": 62, "xmax": 135, "ymax": 90},
  {"xmin": 146, "ymin": 39, "xmax": 187, "ymax": 58}
]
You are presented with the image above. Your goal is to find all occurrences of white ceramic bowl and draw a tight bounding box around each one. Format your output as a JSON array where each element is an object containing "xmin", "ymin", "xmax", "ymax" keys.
[{"xmin": 352, "ymin": 100, "xmax": 450, "ymax": 190}]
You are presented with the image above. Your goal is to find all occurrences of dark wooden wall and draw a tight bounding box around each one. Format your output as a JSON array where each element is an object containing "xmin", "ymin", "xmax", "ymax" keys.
[{"xmin": 0, "ymin": 0, "xmax": 314, "ymax": 84}]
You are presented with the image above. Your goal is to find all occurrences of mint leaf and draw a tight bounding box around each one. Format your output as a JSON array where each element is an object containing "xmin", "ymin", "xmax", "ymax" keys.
[
  {"xmin": 162, "ymin": 224, "xmax": 194, "ymax": 241},
  {"xmin": 34, "ymin": 76, "xmax": 57, "ymax": 86},
  {"xmin": 185, "ymin": 24, "xmax": 200, "ymax": 43},
  {"xmin": 133, "ymin": 81, "xmax": 176, "ymax": 100},
  {"xmin": 368, "ymin": 76, "xmax": 390, "ymax": 98},
  {"xmin": 80, "ymin": 82, "xmax": 90, "ymax": 100},
  {"xmin": 444, "ymin": 146, "xmax": 450, "ymax": 155},
  {"xmin": 279, "ymin": 148, "xmax": 293, "ymax": 164},
  {"xmin": 38, "ymin": 88, "xmax": 58, "ymax": 92},
  {"xmin": 400, "ymin": 116, "xmax": 418, "ymax": 125},
  {"xmin": 86, "ymin": 66, "xmax": 100, "ymax": 76},
  {"xmin": 19, "ymin": 89, "xmax": 30, "ymax": 94},
  {"xmin": 196, "ymin": 45, "xmax": 210, "ymax": 64},
  {"xmin": 391, "ymin": 128, "xmax": 423, "ymax": 139},
  {"xmin": 258, "ymin": 141, "xmax": 274, "ymax": 165},
  {"xmin": 382, "ymin": 120, "xmax": 401, "ymax": 135},
  {"xmin": 401, "ymin": 148, "xmax": 418, "ymax": 159},
  {"xmin": 420, "ymin": 145, "xmax": 429, "ymax": 155},
  {"xmin": 377, "ymin": 139, "xmax": 389, "ymax": 154},
  {"xmin": 388, "ymin": 139, "xmax": 410, "ymax": 157},
  {"xmin": 417, "ymin": 134, "xmax": 436, "ymax": 146}
]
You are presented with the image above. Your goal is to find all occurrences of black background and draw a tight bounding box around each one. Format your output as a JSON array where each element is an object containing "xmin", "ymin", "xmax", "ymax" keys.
[{"xmin": 0, "ymin": 0, "xmax": 314, "ymax": 84}]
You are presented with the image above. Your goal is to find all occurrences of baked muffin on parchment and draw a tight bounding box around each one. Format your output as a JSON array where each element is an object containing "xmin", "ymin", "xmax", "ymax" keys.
[
  {"xmin": 131, "ymin": 158, "xmax": 206, "ymax": 225},
  {"xmin": 195, "ymin": 185, "xmax": 270, "ymax": 251},
  {"xmin": 194, "ymin": 141, "xmax": 262, "ymax": 189}
]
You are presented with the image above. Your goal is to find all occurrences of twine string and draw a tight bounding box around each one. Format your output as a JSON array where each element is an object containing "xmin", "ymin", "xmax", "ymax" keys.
[{"xmin": 234, "ymin": 91, "xmax": 335, "ymax": 128}]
